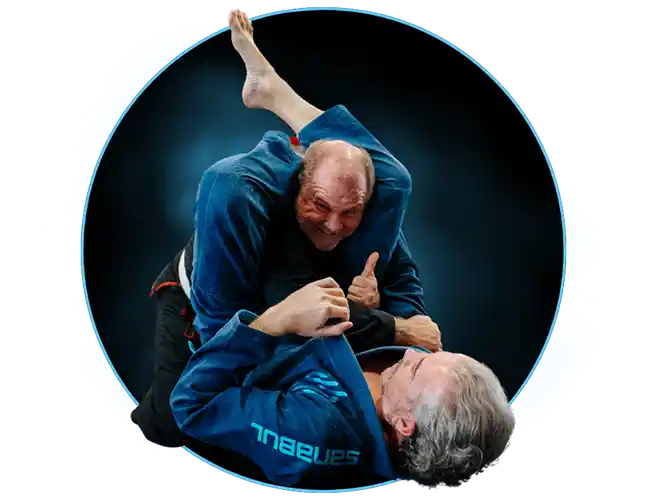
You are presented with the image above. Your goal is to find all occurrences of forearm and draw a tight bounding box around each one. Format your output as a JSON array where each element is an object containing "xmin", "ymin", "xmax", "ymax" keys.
[
  {"xmin": 380, "ymin": 232, "xmax": 428, "ymax": 318},
  {"xmin": 381, "ymin": 284, "xmax": 427, "ymax": 320},
  {"xmin": 381, "ymin": 291, "xmax": 427, "ymax": 319},
  {"xmin": 248, "ymin": 304, "xmax": 286, "ymax": 336}
]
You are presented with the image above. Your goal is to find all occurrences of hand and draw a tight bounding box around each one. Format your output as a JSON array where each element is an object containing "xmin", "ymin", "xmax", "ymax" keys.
[
  {"xmin": 394, "ymin": 315, "xmax": 442, "ymax": 352},
  {"xmin": 348, "ymin": 252, "xmax": 380, "ymax": 309},
  {"xmin": 252, "ymin": 277, "xmax": 353, "ymax": 337}
]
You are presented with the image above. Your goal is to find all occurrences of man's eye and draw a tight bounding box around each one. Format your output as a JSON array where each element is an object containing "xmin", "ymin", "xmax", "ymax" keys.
[
  {"xmin": 316, "ymin": 202, "xmax": 329, "ymax": 211},
  {"xmin": 343, "ymin": 210, "xmax": 358, "ymax": 217}
]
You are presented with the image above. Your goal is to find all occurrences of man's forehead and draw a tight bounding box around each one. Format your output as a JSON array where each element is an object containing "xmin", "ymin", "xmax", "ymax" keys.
[
  {"xmin": 311, "ymin": 162, "xmax": 368, "ymax": 193},
  {"xmin": 415, "ymin": 353, "xmax": 466, "ymax": 389},
  {"xmin": 310, "ymin": 185, "xmax": 366, "ymax": 209}
]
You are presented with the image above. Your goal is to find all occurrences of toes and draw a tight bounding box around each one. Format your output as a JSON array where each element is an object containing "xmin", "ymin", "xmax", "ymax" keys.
[
  {"xmin": 229, "ymin": 10, "xmax": 238, "ymax": 28},
  {"xmin": 235, "ymin": 10, "xmax": 242, "ymax": 28},
  {"xmin": 229, "ymin": 9, "xmax": 252, "ymax": 35},
  {"xmin": 225, "ymin": 9, "xmax": 235, "ymax": 26}
]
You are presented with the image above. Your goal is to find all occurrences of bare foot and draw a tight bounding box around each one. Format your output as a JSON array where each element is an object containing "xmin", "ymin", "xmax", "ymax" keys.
[{"xmin": 228, "ymin": 9, "xmax": 277, "ymax": 109}]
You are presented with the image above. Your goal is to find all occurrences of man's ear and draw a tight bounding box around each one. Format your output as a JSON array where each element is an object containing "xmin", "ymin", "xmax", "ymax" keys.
[{"xmin": 393, "ymin": 412, "xmax": 416, "ymax": 441}]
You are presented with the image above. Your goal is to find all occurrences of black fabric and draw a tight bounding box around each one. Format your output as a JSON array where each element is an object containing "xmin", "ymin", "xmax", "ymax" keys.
[
  {"xmin": 131, "ymin": 284, "xmax": 192, "ymax": 447},
  {"xmin": 262, "ymin": 210, "xmax": 334, "ymax": 307},
  {"xmin": 345, "ymin": 302, "xmax": 396, "ymax": 352},
  {"xmin": 133, "ymin": 259, "xmax": 269, "ymax": 480}
]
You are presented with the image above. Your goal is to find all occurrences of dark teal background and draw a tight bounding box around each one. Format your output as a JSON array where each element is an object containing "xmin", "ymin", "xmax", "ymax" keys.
[
  {"xmin": 39, "ymin": 9, "xmax": 640, "ymax": 494},
  {"xmin": 83, "ymin": 10, "xmax": 563, "ymax": 404},
  {"xmin": 257, "ymin": 9, "xmax": 640, "ymax": 192}
]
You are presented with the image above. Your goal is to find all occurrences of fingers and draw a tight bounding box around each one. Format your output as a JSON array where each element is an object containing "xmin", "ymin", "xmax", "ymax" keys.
[
  {"xmin": 361, "ymin": 252, "xmax": 379, "ymax": 278},
  {"xmin": 347, "ymin": 293, "xmax": 363, "ymax": 305},
  {"xmin": 311, "ymin": 277, "xmax": 348, "ymax": 304},
  {"xmin": 327, "ymin": 294, "xmax": 349, "ymax": 308},
  {"xmin": 326, "ymin": 304, "xmax": 350, "ymax": 322},
  {"xmin": 350, "ymin": 276, "xmax": 374, "ymax": 289},
  {"xmin": 324, "ymin": 287, "xmax": 346, "ymax": 298},
  {"xmin": 316, "ymin": 321, "xmax": 353, "ymax": 337},
  {"xmin": 314, "ymin": 277, "xmax": 341, "ymax": 289},
  {"xmin": 348, "ymin": 284, "xmax": 362, "ymax": 298}
]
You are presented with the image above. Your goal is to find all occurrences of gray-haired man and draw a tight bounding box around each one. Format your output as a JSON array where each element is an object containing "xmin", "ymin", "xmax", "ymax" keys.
[{"xmin": 171, "ymin": 275, "xmax": 516, "ymax": 489}]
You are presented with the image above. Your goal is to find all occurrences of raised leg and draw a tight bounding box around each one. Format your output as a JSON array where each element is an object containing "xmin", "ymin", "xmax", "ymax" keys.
[{"xmin": 229, "ymin": 9, "xmax": 323, "ymax": 135}]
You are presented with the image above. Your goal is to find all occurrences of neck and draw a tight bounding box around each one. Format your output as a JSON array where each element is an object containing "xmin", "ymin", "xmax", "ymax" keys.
[
  {"xmin": 358, "ymin": 355, "xmax": 395, "ymax": 417},
  {"xmin": 362, "ymin": 371, "xmax": 383, "ymax": 408},
  {"xmin": 363, "ymin": 370, "xmax": 400, "ymax": 454}
]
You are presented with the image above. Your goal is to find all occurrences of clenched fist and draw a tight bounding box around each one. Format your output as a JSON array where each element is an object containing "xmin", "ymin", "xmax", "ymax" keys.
[
  {"xmin": 348, "ymin": 252, "xmax": 380, "ymax": 309},
  {"xmin": 252, "ymin": 277, "xmax": 353, "ymax": 337}
]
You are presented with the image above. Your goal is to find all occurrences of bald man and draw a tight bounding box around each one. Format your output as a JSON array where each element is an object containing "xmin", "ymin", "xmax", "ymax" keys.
[
  {"xmin": 191, "ymin": 10, "xmax": 429, "ymax": 346},
  {"xmin": 131, "ymin": 10, "xmax": 442, "ymax": 462}
]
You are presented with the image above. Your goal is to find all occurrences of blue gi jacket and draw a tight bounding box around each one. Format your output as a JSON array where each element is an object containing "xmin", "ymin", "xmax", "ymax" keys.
[
  {"xmin": 171, "ymin": 310, "xmax": 418, "ymax": 489},
  {"xmin": 191, "ymin": 105, "xmax": 427, "ymax": 344}
]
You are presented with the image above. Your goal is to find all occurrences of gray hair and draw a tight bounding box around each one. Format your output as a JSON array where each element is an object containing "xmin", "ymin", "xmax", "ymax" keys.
[{"xmin": 397, "ymin": 359, "xmax": 515, "ymax": 487}]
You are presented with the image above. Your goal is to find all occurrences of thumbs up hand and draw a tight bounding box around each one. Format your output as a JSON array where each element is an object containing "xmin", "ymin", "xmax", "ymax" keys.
[{"xmin": 347, "ymin": 252, "xmax": 381, "ymax": 309}]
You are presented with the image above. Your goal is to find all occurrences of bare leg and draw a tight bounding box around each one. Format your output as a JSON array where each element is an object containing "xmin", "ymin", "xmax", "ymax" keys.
[{"xmin": 229, "ymin": 9, "xmax": 323, "ymax": 135}]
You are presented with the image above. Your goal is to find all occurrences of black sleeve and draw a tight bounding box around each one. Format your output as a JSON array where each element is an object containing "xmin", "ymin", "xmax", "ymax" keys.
[{"xmin": 343, "ymin": 301, "xmax": 396, "ymax": 353}]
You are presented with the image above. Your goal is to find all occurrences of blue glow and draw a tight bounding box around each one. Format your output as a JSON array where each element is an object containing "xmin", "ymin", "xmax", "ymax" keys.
[{"xmin": 39, "ymin": 4, "xmax": 640, "ymax": 495}]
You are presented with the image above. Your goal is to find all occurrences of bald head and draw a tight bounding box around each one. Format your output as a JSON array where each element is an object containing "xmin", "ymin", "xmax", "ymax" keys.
[
  {"xmin": 300, "ymin": 140, "xmax": 375, "ymax": 197},
  {"xmin": 295, "ymin": 140, "xmax": 375, "ymax": 251}
]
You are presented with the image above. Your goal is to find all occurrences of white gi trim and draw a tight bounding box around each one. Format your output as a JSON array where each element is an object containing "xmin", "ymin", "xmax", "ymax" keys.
[{"xmin": 178, "ymin": 248, "xmax": 191, "ymax": 299}]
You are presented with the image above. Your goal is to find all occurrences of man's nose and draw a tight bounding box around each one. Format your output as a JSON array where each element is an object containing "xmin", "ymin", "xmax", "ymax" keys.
[{"xmin": 325, "ymin": 213, "xmax": 342, "ymax": 233}]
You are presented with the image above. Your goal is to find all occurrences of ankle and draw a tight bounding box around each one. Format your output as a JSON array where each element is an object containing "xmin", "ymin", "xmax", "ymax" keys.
[{"xmin": 242, "ymin": 70, "xmax": 277, "ymax": 110}]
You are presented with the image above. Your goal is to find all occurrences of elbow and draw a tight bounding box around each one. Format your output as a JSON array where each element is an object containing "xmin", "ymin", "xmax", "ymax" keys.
[
  {"xmin": 393, "ymin": 164, "xmax": 412, "ymax": 194},
  {"xmin": 169, "ymin": 387, "xmax": 197, "ymax": 435},
  {"xmin": 374, "ymin": 161, "xmax": 412, "ymax": 200},
  {"xmin": 170, "ymin": 401, "xmax": 215, "ymax": 443}
]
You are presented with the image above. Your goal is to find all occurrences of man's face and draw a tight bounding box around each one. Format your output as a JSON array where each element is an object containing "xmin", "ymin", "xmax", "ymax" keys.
[
  {"xmin": 295, "ymin": 159, "xmax": 368, "ymax": 251},
  {"xmin": 380, "ymin": 350, "xmax": 468, "ymax": 437}
]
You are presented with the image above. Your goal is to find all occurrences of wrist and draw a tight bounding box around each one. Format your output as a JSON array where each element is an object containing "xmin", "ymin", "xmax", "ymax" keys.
[
  {"xmin": 394, "ymin": 317, "xmax": 411, "ymax": 346},
  {"xmin": 250, "ymin": 306, "xmax": 287, "ymax": 336}
]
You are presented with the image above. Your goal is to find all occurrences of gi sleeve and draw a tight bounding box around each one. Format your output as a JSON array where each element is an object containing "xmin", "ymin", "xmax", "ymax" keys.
[
  {"xmin": 343, "ymin": 301, "xmax": 396, "ymax": 352},
  {"xmin": 298, "ymin": 105, "xmax": 412, "ymax": 285},
  {"xmin": 380, "ymin": 230, "xmax": 428, "ymax": 318},
  {"xmin": 190, "ymin": 162, "xmax": 270, "ymax": 344},
  {"xmin": 170, "ymin": 311, "xmax": 356, "ymax": 487}
]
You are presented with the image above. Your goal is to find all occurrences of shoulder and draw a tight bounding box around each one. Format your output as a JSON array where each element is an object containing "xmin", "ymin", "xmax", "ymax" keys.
[{"xmin": 195, "ymin": 159, "xmax": 267, "ymax": 218}]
